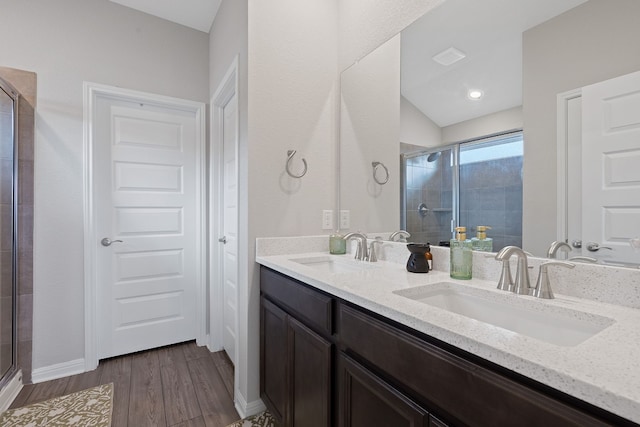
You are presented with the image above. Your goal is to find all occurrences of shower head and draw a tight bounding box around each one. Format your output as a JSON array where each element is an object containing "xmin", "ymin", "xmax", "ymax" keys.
[{"xmin": 427, "ymin": 151, "xmax": 441, "ymax": 162}]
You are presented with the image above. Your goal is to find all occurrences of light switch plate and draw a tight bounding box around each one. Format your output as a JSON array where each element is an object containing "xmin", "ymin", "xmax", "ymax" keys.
[
  {"xmin": 340, "ymin": 210, "xmax": 350, "ymax": 229},
  {"xmin": 322, "ymin": 210, "xmax": 333, "ymax": 230}
]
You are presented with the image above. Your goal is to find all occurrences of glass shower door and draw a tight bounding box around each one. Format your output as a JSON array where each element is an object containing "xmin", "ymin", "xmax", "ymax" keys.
[
  {"xmin": 401, "ymin": 148, "xmax": 454, "ymax": 245},
  {"xmin": 0, "ymin": 83, "xmax": 16, "ymax": 383}
]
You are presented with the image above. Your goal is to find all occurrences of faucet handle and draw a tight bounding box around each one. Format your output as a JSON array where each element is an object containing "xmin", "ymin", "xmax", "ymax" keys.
[{"xmin": 533, "ymin": 261, "xmax": 575, "ymax": 299}]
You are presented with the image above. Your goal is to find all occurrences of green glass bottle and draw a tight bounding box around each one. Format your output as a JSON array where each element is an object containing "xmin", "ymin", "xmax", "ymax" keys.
[
  {"xmin": 329, "ymin": 231, "xmax": 346, "ymax": 254},
  {"xmin": 471, "ymin": 225, "xmax": 493, "ymax": 252},
  {"xmin": 450, "ymin": 226, "xmax": 472, "ymax": 279}
]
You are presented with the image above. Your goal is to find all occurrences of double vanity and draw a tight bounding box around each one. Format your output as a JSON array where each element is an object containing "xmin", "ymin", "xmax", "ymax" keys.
[{"xmin": 256, "ymin": 236, "xmax": 640, "ymax": 426}]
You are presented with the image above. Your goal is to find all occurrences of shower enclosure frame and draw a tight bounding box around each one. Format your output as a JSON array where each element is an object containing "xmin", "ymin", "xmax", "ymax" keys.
[
  {"xmin": 401, "ymin": 130, "xmax": 523, "ymax": 247},
  {"xmin": 0, "ymin": 77, "xmax": 19, "ymax": 392},
  {"xmin": 400, "ymin": 145, "xmax": 460, "ymax": 239}
]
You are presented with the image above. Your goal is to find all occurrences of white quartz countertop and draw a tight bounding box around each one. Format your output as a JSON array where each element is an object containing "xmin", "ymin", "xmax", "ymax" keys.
[{"xmin": 256, "ymin": 252, "xmax": 640, "ymax": 423}]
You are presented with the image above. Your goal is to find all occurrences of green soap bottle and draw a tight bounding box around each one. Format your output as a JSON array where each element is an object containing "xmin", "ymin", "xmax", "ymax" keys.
[
  {"xmin": 471, "ymin": 225, "xmax": 493, "ymax": 252},
  {"xmin": 450, "ymin": 226, "xmax": 472, "ymax": 280}
]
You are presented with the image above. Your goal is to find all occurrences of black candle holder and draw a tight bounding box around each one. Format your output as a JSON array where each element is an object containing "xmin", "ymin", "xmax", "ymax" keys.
[{"xmin": 406, "ymin": 243, "xmax": 430, "ymax": 273}]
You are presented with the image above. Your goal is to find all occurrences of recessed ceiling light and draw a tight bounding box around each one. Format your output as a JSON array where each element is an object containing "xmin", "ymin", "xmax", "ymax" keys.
[
  {"xmin": 432, "ymin": 47, "xmax": 466, "ymax": 66},
  {"xmin": 468, "ymin": 89, "xmax": 484, "ymax": 100}
]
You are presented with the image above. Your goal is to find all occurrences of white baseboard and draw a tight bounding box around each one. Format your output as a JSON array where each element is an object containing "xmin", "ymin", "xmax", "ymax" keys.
[
  {"xmin": 31, "ymin": 358, "xmax": 85, "ymax": 384},
  {"xmin": 234, "ymin": 388, "xmax": 266, "ymax": 419},
  {"xmin": 0, "ymin": 370, "xmax": 23, "ymax": 412}
]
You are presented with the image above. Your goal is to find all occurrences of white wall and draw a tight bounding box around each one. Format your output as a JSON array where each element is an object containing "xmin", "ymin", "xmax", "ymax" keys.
[
  {"xmin": 0, "ymin": 0, "xmax": 208, "ymax": 372},
  {"xmin": 400, "ymin": 96, "xmax": 442, "ymax": 148},
  {"xmin": 442, "ymin": 106, "xmax": 522, "ymax": 144},
  {"xmin": 341, "ymin": 35, "xmax": 401, "ymax": 233},
  {"xmin": 522, "ymin": 0, "xmax": 640, "ymax": 255},
  {"xmin": 246, "ymin": 0, "xmax": 339, "ymax": 410}
]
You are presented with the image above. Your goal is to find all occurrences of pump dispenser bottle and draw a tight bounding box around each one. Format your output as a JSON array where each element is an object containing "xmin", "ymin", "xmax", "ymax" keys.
[
  {"xmin": 471, "ymin": 225, "xmax": 493, "ymax": 252},
  {"xmin": 450, "ymin": 226, "xmax": 472, "ymax": 279}
]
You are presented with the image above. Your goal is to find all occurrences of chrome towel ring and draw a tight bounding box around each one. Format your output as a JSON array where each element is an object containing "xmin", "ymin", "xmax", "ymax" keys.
[
  {"xmin": 286, "ymin": 150, "xmax": 308, "ymax": 178},
  {"xmin": 372, "ymin": 161, "xmax": 389, "ymax": 185}
]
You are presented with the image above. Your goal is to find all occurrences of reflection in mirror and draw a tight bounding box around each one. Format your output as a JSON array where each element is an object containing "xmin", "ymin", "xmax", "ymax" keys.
[
  {"xmin": 401, "ymin": 132, "xmax": 523, "ymax": 252},
  {"xmin": 340, "ymin": 34, "xmax": 400, "ymax": 234},
  {"xmin": 339, "ymin": 0, "xmax": 640, "ymax": 259},
  {"xmin": 401, "ymin": 145, "xmax": 454, "ymax": 247}
]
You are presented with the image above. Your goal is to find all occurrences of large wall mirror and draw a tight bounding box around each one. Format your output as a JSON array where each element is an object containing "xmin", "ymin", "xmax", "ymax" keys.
[{"xmin": 339, "ymin": 0, "xmax": 640, "ymax": 262}]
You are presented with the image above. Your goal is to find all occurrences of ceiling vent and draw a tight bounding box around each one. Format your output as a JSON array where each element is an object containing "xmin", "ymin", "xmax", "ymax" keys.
[{"xmin": 432, "ymin": 47, "xmax": 466, "ymax": 66}]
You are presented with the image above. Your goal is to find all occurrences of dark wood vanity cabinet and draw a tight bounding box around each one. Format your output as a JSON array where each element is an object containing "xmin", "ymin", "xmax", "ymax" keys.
[
  {"xmin": 338, "ymin": 303, "xmax": 616, "ymax": 427},
  {"xmin": 260, "ymin": 268, "xmax": 333, "ymax": 427},
  {"xmin": 337, "ymin": 353, "xmax": 430, "ymax": 427},
  {"xmin": 260, "ymin": 267, "xmax": 634, "ymax": 427}
]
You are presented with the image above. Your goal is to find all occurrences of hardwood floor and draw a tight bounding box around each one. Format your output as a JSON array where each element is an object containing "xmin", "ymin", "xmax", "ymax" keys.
[{"xmin": 9, "ymin": 341, "xmax": 240, "ymax": 427}]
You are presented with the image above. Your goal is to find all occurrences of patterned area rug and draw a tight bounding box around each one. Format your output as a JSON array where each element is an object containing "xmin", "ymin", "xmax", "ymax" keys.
[
  {"xmin": 0, "ymin": 383, "xmax": 113, "ymax": 427},
  {"xmin": 226, "ymin": 411, "xmax": 276, "ymax": 427}
]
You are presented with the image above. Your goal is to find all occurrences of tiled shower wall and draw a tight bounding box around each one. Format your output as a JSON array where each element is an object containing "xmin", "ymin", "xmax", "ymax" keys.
[
  {"xmin": 404, "ymin": 152, "xmax": 453, "ymax": 246},
  {"xmin": 0, "ymin": 67, "xmax": 35, "ymax": 384}
]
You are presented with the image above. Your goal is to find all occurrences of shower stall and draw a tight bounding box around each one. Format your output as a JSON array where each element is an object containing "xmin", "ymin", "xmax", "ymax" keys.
[
  {"xmin": 0, "ymin": 77, "xmax": 18, "ymax": 392},
  {"xmin": 401, "ymin": 132, "xmax": 524, "ymax": 251},
  {"xmin": 401, "ymin": 147, "xmax": 455, "ymax": 246}
]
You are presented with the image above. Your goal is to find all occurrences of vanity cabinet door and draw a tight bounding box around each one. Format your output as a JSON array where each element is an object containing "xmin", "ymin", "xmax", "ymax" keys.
[
  {"xmin": 260, "ymin": 297, "xmax": 289, "ymax": 424},
  {"xmin": 260, "ymin": 275, "xmax": 333, "ymax": 427},
  {"xmin": 289, "ymin": 317, "xmax": 332, "ymax": 427},
  {"xmin": 338, "ymin": 353, "xmax": 430, "ymax": 427}
]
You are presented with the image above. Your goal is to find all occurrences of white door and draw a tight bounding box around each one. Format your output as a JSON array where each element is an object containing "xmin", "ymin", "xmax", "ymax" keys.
[
  {"xmin": 221, "ymin": 94, "xmax": 238, "ymax": 364},
  {"xmin": 94, "ymin": 94, "xmax": 201, "ymax": 359},
  {"xmin": 581, "ymin": 70, "xmax": 640, "ymax": 266}
]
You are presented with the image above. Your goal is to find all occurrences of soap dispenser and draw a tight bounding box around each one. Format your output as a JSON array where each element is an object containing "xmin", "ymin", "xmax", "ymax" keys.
[
  {"xmin": 471, "ymin": 225, "xmax": 493, "ymax": 252},
  {"xmin": 450, "ymin": 226, "xmax": 472, "ymax": 279}
]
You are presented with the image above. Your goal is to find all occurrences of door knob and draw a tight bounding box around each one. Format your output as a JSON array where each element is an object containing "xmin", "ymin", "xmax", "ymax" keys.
[
  {"xmin": 586, "ymin": 242, "xmax": 613, "ymax": 252},
  {"xmin": 218, "ymin": 236, "xmax": 227, "ymax": 244},
  {"xmin": 101, "ymin": 237, "xmax": 123, "ymax": 247}
]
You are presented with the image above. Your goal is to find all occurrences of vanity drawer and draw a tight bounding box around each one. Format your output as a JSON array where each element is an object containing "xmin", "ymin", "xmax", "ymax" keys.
[
  {"xmin": 260, "ymin": 267, "xmax": 333, "ymax": 337},
  {"xmin": 338, "ymin": 303, "xmax": 609, "ymax": 427}
]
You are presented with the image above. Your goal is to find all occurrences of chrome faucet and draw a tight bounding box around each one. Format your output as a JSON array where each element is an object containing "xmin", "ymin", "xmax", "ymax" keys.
[
  {"xmin": 491, "ymin": 254, "xmax": 514, "ymax": 292},
  {"xmin": 368, "ymin": 238, "xmax": 384, "ymax": 262},
  {"xmin": 343, "ymin": 232, "xmax": 369, "ymax": 261},
  {"xmin": 547, "ymin": 241, "xmax": 572, "ymax": 259},
  {"xmin": 495, "ymin": 246, "xmax": 531, "ymax": 295},
  {"xmin": 389, "ymin": 230, "xmax": 411, "ymax": 242},
  {"xmin": 533, "ymin": 261, "xmax": 575, "ymax": 299}
]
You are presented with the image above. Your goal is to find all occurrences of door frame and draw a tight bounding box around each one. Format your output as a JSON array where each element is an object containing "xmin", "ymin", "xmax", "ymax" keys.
[
  {"xmin": 82, "ymin": 82, "xmax": 207, "ymax": 371},
  {"xmin": 210, "ymin": 56, "xmax": 239, "ymax": 357},
  {"xmin": 556, "ymin": 88, "xmax": 582, "ymax": 242}
]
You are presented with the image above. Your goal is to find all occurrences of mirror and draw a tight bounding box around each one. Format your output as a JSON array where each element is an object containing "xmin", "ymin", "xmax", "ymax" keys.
[{"xmin": 339, "ymin": 0, "xmax": 640, "ymax": 257}]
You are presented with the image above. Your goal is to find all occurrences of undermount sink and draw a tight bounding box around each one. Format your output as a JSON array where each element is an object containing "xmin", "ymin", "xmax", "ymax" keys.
[
  {"xmin": 291, "ymin": 255, "xmax": 378, "ymax": 274},
  {"xmin": 394, "ymin": 282, "xmax": 614, "ymax": 346}
]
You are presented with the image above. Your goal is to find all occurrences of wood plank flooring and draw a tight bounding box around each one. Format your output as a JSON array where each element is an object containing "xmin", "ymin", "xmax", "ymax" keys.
[{"xmin": 10, "ymin": 341, "xmax": 239, "ymax": 427}]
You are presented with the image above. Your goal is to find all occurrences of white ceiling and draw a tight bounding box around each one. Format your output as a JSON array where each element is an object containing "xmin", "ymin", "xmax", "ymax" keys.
[
  {"xmin": 401, "ymin": 0, "xmax": 587, "ymax": 128},
  {"xmin": 110, "ymin": 0, "xmax": 221, "ymax": 33}
]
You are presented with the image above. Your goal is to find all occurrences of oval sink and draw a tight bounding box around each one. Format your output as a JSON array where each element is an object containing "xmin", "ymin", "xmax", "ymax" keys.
[
  {"xmin": 291, "ymin": 255, "xmax": 378, "ymax": 274},
  {"xmin": 393, "ymin": 282, "xmax": 614, "ymax": 346}
]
